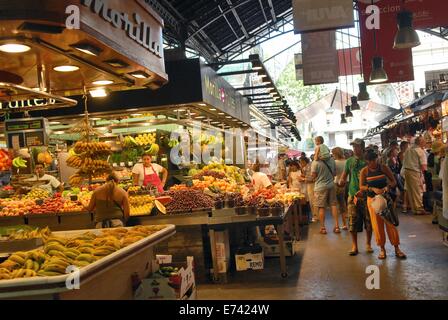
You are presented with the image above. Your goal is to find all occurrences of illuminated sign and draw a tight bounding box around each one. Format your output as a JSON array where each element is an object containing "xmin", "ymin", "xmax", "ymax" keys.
[
  {"xmin": 0, "ymin": 99, "xmax": 56, "ymax": 110},
  {"xmin": 82, "ymin": 0, "xmax": 162, "ymax": 58}
]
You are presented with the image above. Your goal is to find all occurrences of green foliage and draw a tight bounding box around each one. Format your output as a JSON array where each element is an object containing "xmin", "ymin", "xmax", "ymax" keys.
[{"xmin": 275, "ymin": 60, "xmax": 325, "ymax": 112}]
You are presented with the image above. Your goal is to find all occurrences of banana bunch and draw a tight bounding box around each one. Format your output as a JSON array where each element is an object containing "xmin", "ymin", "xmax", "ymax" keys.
[
  {"xmin": 74, "ymin": 141, "xmax": 111, "ymax": 154},
  {"xmin": 123, "ymin": 136, "xmax": 138, "ymax": 148},
  {"xmin": 145, "ymin": 143, "xmax": 160, "ymax": 156},
  {"xmin": 7, "ymin": 227, "xmax": 51, "ymax": 241},
  {"xmin": 12, "ymin": 157, "xmax": 27, "ymax": 168},
  {"xmin": 69, "ymin": 174, "xmax": 84, "ymax": 186},
  {"xmin": 0, "ymin": 226, "xmax": 167, "ymax": 280},
  {"xmin": 66, "ymin": 155, "xmax": 83, "ymax": 168}
]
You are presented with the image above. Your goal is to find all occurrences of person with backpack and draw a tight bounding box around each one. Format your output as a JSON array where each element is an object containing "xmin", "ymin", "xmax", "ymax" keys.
[{"xmin": 310, "ymin": 155, "xmax": 340, "ymax": 235}]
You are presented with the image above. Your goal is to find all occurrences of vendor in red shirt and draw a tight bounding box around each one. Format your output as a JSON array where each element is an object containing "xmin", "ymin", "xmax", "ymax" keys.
[{"xmin": 132, "ymin": 154, "xmax": 168, "ymax": 193}]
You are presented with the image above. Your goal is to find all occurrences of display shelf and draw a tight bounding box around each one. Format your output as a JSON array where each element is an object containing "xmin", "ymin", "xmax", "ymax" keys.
[{"xmin": 0, "ymin": 225, "xmax": 176, "ymax": 300}]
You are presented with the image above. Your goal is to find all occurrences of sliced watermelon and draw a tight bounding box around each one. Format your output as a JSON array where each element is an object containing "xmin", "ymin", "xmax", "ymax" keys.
[{"xmin": 155, "ymin": 196, "xmax": 172, "ymax": 205}]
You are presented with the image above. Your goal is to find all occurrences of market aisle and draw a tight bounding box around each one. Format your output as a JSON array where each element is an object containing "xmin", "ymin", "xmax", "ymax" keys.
[{"xmin": 197, "ymin": 214, "xmax": 448, "ymax": 300}]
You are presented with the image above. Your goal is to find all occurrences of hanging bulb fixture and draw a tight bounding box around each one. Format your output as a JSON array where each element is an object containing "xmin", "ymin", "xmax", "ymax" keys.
[
  {"xmin": 370, "ymin": 56, "xmax": 388, "ymax": 83},
  {"xmin": 393, "ymin": 10, "xmax": 421, "ymax": 49},
  {"xmin": 345, "ymin": 105, "xmax": 353, "ymax": 118},
  {"xmin": 357, "ymin": 82, "xmax": 370, "ymax": 101},
  {"xmin": 340, "ymin": 114, "xmax": 348, "ymax": 124},
  {"xmin": 351, "ymin": 96, "xmax": 361, "ymax": 111}
]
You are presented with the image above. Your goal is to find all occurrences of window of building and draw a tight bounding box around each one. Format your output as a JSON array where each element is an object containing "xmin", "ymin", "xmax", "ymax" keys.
[{"xmin": 326, "ymin": 119, "xmax": 331, "ymax": 126}]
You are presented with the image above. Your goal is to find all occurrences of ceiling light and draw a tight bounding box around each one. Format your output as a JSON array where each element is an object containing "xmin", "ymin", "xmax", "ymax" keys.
[
  {"xmin": 173, "ymin": 109, "xmax": 185, "ymax": 112},
  {"xmin": 198, "ymin": 103, "xmax": 207, "ymax": 106},
  {"xmin": 53, "ymin": 131, "xmax": 65, "ymax": 135},
  {"xmin": 345, "ymin": 105, "xmax": 353, "ymax": 118},
  {"xmin": 188, "ymin": 112, "xmax": 197, "ymax": 116},
  {"xmin": 54, "ymin": 65, "xmax": 80, "ymax": 72},
  {"xmin": 211, "ymin": 121, "xmax": 220, "ymax": 124},
  {"xmin": 357, "ymin": 82, "xmax": 370, "ymax": 101},
  {"xmin": 232, "ymin": 119, "xmax": 238, "ymax": 122},
  {"xmin": 93, "ymin": 80, "xmax": 114, "ymax": 86},
  {"xmin": 129, "ymin": 71, "xmax": 150, "ymax": 79},
  {"xmin": 369, "ymin": 57, "xmax": 388, "ymax": 83},
  {"xmin": 71, "ymin": 43, "xmax": 102, "ymax": 56},
  {"xmin": 0, "ymin": 43, "xmax": 31, "ymax": 53},
  {"xmin": 104, "ymin": 59, "xmax": 130, "ymax": 68},
  {"xmin": 225, "ymin": 116, "xmax": 232, "ymax": 119},
  {"xmin": 218, "ymin": 112, "xmax": 225, "ymax": 115},
  {"xmin": 131, "ymin": 113, "xmax": 142, "ymax": 116},
  {"xmin": 195, "ymin": 116, "xmax": 206, "ymax": 119},
  {"xmin": 89, "ymin": 88, "xmax": 108, "ymax": 98},
  {"xmin": 209, "ymin": 108, "xmax": 217, "ymax": 111},
  {"xmin": 49, "ymin": 121, "xmax": 60, "ymax": 125},
  {"xmin": 393, "ymin": 10, "xmax": 421, "ymax": 49},
  {"xmin": 351, "ymin": 96, "xmax": 361, "ymax": 111}
]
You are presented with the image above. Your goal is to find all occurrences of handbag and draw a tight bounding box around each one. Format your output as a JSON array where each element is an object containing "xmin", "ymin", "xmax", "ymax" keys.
[{"xmin": 376, "ymin": 193, "xmax": 399, "ymax": 227}]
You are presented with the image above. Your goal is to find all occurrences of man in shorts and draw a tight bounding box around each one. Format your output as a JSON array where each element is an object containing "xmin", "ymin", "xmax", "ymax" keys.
[
  {"xmin": 311, "ymin": 156, "xmax": 340, "ymax": 234},
  {"xmin": 338, "ymin": 139, "xmax": 373, "ymax": 256}
]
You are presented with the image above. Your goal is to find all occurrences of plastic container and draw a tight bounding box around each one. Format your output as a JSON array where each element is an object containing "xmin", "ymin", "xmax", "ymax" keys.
[{"xmin": 257, "ymin": 207, "xmax": 270, "ymax": 217}]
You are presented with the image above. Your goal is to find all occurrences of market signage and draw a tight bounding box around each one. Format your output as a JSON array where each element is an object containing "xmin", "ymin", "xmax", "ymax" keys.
[
  {"xmin": 200, "ymin": 63, "xmax": 251, "ymax": 124},
  {"xmin": 81, "ymin": 0, "xmax": 161, "ymax": 57},
  {"xmin": 359, "ymin": 0, "xmax": 448, "ymax": 85},
  {"xmin": 292, "ymin": 0, "xmax": 354, "ymax": 33},
  {"xmin": 0, "ymin": 99, "xmax": 56, "ymax": 110},
  {"xmin": 338, "ymin": 47, "xmax": 361, "ymax": 76},
  {"xmin": 301, "ymin": 30, "xmax": 339, "ymax": 85}
]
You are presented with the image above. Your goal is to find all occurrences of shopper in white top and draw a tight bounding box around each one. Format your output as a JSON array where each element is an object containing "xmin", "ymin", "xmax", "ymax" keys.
[
  {"xmin": 332, "ymin": 147, "xmax": 348, "ymax": 230},
  {"xmin": 251, "ymin": 162, "xmax": 272, "ymax": 191},
  {"xmin": 402, "ymin": 136, "xmax": 429, "ymax": 215}
]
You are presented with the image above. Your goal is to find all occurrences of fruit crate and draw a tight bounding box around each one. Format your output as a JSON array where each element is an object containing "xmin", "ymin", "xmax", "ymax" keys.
[
  {"xmin": 25, "ymin": 214, "xmax": 60, "ymax": 230},
  {"xmin": 0, "ymin": 216, "xmax": 26, "ymax": 228},
  {"xmin": 57, "ymin": 212, "xmax": 94, "ymax": 231}
]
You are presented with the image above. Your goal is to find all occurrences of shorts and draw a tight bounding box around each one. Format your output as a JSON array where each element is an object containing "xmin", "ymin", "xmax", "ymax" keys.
[
  {"xmin": 348, "ymin": 195, "xmax": 372, "ymax": 233},
  {"xmin": 314, "ymin": 187, "xmax": 337, "ymax": 208},
  {"xmin": 95, "ymin": 219, "xmax": 124, "ymax": 229},
  {"xmin": 335, "ymin": 185, "xmax": 347, "ymax": 213}
]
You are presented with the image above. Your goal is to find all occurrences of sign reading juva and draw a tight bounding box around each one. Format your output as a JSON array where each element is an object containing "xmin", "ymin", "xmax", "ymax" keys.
[{"xmin": 81, "ymin": 0, "xmax": 162, "ymax": 58}]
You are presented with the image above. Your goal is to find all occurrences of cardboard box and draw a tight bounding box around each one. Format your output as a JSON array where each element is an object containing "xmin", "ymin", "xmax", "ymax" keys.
[
  {"xmin": 135, "ymin": 256, "xmax": 196, "ymax": 300},
  {"xmin": 213, "ymin": 230, "xmax": 230, "ymax": 274}
]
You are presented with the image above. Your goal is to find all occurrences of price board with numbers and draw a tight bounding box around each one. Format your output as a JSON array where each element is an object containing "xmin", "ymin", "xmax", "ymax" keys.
[{"xmin": 5, "ymin": 118, "xmax": 49, "ymax": 149}]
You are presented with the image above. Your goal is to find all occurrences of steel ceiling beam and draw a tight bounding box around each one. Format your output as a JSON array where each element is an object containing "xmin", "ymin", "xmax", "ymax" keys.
[{"xmin": 226, "ymin": 0, "xmax": 250, "ymax": 39}]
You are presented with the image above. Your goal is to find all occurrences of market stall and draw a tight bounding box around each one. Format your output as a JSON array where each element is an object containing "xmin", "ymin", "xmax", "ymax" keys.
[{"xmin": 0, "ymin": 225, "xmax": 175, "ymax": 299}]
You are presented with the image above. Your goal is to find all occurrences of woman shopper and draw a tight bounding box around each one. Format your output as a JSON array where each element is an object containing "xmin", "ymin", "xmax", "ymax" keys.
[
  {"xmin": 287, "ymin": 161, "xmax": 302, "ymax": 191},
  {"xmin": 87, "ymin": 173, "xmax": 130, "ymax": 228},
  {"xmin": 359, "ymin": 149, "xmax": 407, "ymax": 260},
  {"xmin": 300, "ymin": 157, "xmax": 318, "ymax": 222},
  {"xmin": 386, "ymin": 147, "xmax": 401, "ymax": 207},
  {"xmin": 332, "ymin": 147, "xmax": 348, "ymax": 230}
]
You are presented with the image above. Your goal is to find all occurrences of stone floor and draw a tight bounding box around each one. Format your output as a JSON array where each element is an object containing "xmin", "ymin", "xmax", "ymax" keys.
[{"xmin": 197, "ymin": 213, "xmax": 448, "ymax": 300}]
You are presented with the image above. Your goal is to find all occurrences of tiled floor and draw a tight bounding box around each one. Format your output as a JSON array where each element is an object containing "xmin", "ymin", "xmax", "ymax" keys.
[{"xmin": 197, "ymin": 214, "xmax": 448, "ymax": 300}]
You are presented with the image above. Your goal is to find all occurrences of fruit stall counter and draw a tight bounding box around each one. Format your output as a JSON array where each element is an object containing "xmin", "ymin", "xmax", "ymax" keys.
[{"xmin": 0, "ymin": 225, "xmax": 176, "ymax": 300}]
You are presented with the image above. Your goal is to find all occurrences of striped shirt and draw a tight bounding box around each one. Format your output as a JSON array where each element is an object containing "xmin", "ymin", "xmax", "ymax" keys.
[{"xmin": 366, "ymin": 166, "xmax": 388, "ymax": 189}]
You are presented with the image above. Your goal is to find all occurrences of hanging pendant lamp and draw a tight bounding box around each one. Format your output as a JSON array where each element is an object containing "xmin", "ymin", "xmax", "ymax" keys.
[
  {"xmin": 345, "ymin": 105, "xmax": 353, "ymax": 118},
  {"xmin": 340, "ymin": 114, "xmax": 348, "ymax": 124},
  {"xmin": 370, "ymin": 56, "xmax": 388, "ymax": 83},
  {"xmin": 357, "ymin": 82, "xmax": 370, "ymax": 101},
  {"xmin": 393, "ymin": 10, "xmax": 421, "ymax": 49},
  {"xmin": 351, "ymin": 96, "xmax": 361, "ymax": 111}
]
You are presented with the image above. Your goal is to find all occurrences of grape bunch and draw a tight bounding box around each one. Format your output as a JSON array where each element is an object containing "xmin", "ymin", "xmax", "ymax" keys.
[{"xmin": 163, "ymin": 190, "xmax": 215, "ymax": 214}]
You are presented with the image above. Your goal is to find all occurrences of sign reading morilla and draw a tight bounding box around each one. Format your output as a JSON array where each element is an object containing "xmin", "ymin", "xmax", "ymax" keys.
[
  {"xmin": 0, "ymin": 0, "xmax": 168, "ymax": 99},
  {"xmin": 81, "ymin": 0, "xmax": 162, "ymax": 58}
]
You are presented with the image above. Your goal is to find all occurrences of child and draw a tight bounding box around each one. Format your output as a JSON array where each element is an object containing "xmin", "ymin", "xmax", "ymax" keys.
[{"xmin": 314, "ymin": 136, "xmax": 330, "ymax": 161}]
